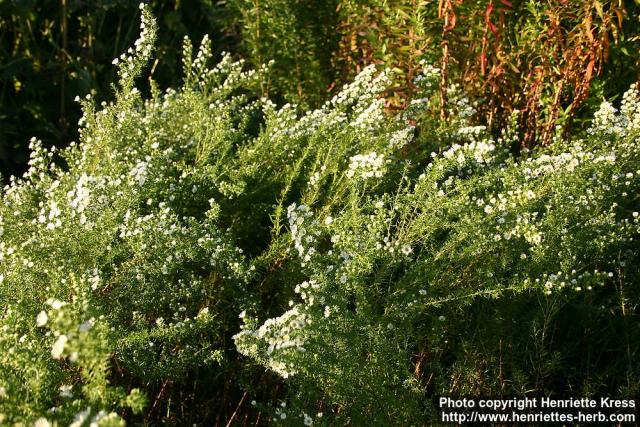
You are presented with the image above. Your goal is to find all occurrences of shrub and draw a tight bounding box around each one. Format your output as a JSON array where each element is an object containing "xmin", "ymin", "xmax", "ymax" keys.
[
  {"xmin": 231, "ymin": 0, "xmax": 638, "ymax": 146},
  {"xmin": 0, "ymin": 0, "xmax": 231, "ymax": 180},
  {"xmin": 0, "ymin": 6, "xmax": 639, "ymax": 425},
  {"xmin": 224, "ymin": 0, "xmax": 340, "ymax": 108}
]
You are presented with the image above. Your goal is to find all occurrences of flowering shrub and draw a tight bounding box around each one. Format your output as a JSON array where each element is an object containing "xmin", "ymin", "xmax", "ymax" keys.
[{"xmin": 1, "ymin": 7, "xmax": 639, "ymax": 425}]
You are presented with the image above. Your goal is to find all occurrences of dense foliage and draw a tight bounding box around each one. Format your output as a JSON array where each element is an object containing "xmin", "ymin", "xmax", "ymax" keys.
[
  {"xmin": 2, "ymin": 1, "xmax": 639, "ymax": 180},
  {"xmin": 0, "ymin": 0, "xmax": 231, "ymax": 179},
  {"xmin": 216, "ymin": 0, "xmax": 640, "ymax": 145},
  {"xmin": 0, "ymin": 6, "xmax": 639, "ymax": 425}
]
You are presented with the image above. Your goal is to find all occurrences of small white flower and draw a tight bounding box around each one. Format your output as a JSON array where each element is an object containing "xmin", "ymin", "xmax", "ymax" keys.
[
  {"xmin": 51, "ymin": 335, "xmax": 68, "ymax": 359},
  {"xmin": 59, "ymin": 384, "xmax": 73, "ymax": 398},
  {"xmin": 36, "ymin": 310, "xmax": 48, "ymax": 327},
  {"xmin": 69, "ymin": 407, "xmax": 91, "ymax": 427},
  {"xmin": 438, "ymin": 315, "xmax": 446, "ymax": 322},
  {"xmin": 303, "ymin": 413, "xmax": 313, "ymax": 426},
  {"xmin": 34, "ymin": 418, "xmax": 52, "ymax": 427},
  {"xmin": 48, "ymin": 299, "xmax": 65, "ymax": 310},
  {"xmin": 347, "ymin": 152, "xmax": 386, "ymax": 180}
]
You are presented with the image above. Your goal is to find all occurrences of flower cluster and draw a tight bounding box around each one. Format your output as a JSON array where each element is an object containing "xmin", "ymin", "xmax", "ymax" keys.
[
  {"xmin": 439, "ymin": 139, "xmax": 497, "ymax": 166},
  {"xmin": 112, "ymin": 4, "xmax": 156, "ymax": 89},
  {"xmin": 287, "ymin": 204, "xmax": 320, "ymax": 265},
  {"xmin": 589, "ymin": 83, "xmax": 640, "ymax": 137},
  {"xmin": 346, "ymin": 152, "xmax": 386, "ymax": 179},
  {"xmin": 234, "ymin": 307, "xmax": 310, "ymax": 378}
]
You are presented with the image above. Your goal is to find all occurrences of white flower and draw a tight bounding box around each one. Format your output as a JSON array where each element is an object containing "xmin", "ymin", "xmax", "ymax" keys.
[
  {"xmin": 70, "ymin": 407, "xmax": 92, "ymax": 427},
  {"xmin": 36, "ymin": 310, "xmax": 48, "ymax": 327},
  {"xmin": 34, "ymin": 418, "xmax": 52, "ymax": 427},
  {"xmin": 59, "ymin": 384, "xmax": 73, "ymax": 398},
  {"xmin": 401, "ymin": 244, "xmax": 412, "ymax": 256},
  {"xmin": 0, "ymin": 386, "xmax": 6, "ymax": 398},
  {"xmin": 303, "ymin": 413, "xmax": 313, "ymax": 426},
  {"xmin": 48, "ymin": 299, "xmax": 65, "ymax": 310},
  {"xmin": 51, "ymin": 335, "xmax": 68, "ymax": 359},
  {"xmin": 438, "ymin": 315, "xmax": 446, "ymax": 322},
  {"xmin": 346, "ymin": 152, "xmax": 386, "ymax": 180}
]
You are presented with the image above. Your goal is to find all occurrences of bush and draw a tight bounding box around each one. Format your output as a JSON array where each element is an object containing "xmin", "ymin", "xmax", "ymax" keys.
[
  {"xmin": 225, "ymin": 0, "xmax": 340, "ymax": 109},
  {"xmin": 0, "ymin": 7, "xmax": 639, "ymax": 425},
  {"xmin": 0, "ymin": 0, "xmax": 231, "ymax": 180}
]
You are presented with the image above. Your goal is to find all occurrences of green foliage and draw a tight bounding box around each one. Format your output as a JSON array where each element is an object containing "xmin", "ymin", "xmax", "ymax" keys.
[
  {"xmin": 227, "ymin": 0, "xmax": 639, "ymax": 144},
  {"xmin": 224, "ymin": 0, "xmax": 340, "ymax": 108},
  {"xmin": 3, "ymin": 0, "xmax": 637, "ymax": 182},
  {"xmin": 0, "ymin": 0, "xmax": 230, "ymax": 180},
  {"xmin": 1, "ymin": 7, "xmax": 640, "ymax": 425}
]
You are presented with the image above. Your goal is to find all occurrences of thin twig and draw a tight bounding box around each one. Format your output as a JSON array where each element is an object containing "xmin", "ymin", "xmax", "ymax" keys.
[
  {"xmin": 146, "ymin": 379, "xmax": 169, "ymax": 423},
  {"xmin": 226, "ymin": 390, "xmax": 248, "ymax": 427}
]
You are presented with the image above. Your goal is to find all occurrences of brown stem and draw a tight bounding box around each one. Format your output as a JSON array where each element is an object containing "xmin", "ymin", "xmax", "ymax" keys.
[
  {"xmin": 226, "ymin": 391, "xmax": 248, "ymax": 427},
  {"xmin": 439, "ymin": 0, "xmax": 451, "ymax": 122}
]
